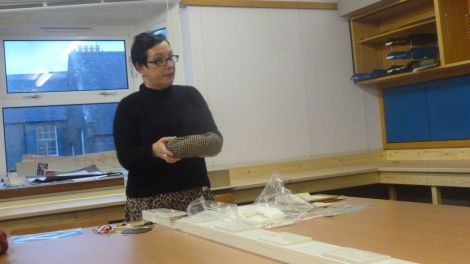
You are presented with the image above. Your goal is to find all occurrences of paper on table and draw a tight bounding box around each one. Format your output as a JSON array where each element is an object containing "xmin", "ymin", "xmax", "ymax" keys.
[
  {"xmin": 12, "ymin": 228, "xmax": 84, "ymax": 244},
  {"xmin": 54, "ymin": 165, "xmax": 103, "ymax": 176},
  {"xmin": 322, "ymin": 247, "xmax": 391, "ymax": 263},
  {"xmin": 70, "ymin": 175, "xmax": 108, "ymax": 182},
  {"xmin": 259, "ymin": 232, "xmax": 312, "ymax": 246},
  {"xmin": 55, "ymin": 169, "xmax": 103, "ymax": 176},
  {"xmin": 26, "ymin": 165, "xmax": 109, "ymax": 183}
]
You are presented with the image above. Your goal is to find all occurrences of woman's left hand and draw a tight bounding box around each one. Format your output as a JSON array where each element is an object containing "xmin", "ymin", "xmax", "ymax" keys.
[{"xmin": 152, "ymin": 136, "xmax": 181, "ymax": 163}]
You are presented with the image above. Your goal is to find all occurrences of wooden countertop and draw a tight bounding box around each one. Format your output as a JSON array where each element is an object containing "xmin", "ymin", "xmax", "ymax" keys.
[{"xmin": 3, "ymin": 159, "xmax": 470, "ymax": 221}]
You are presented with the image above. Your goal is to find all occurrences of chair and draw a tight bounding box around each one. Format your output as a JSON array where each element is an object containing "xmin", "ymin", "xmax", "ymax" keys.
[{"xmin": 9, "ymin": 218, "xmax": 108, "ymax": 236}]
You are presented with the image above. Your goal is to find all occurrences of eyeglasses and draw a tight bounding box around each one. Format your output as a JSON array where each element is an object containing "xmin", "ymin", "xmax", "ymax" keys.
[{"xmin": 146, "ymin": 55, "xmax": 179, "ymax": 67}]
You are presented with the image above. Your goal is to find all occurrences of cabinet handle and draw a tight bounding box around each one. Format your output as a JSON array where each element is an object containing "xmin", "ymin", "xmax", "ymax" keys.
[
  {"xmin": 22, "ymin": 94, "xmax": 41, "ymax": 99},
  {"xmin": 99, "ymin": 91, "xmax": 117, "ymax": 96}
]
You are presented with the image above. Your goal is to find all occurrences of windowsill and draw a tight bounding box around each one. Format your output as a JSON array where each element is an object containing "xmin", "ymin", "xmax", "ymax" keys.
[{"xmin": 0, "ymin": 175, "xmax": 124, "ymax": 200}]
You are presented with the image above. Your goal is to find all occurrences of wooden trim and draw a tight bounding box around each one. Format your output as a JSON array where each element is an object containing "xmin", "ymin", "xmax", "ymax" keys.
[
  {"xmin": 286, "ymin": 172, "xmax": 380, "ymax": 194},
  {"xmin": 0, "ymin": 176, "xmax": 124, "ymax": 199},
  {"xmin": 349, "ymin": 19, "xmax": 360, "ymax": 72},
  {"xmin": 214, "ymin": 172, "xmax": 380, "ymax": 203},
  {"xmin": 384, "ymin": 147, "xmax": 470, "ymax": 160},
  {"xmin": 378, "ymin": 89, "xmax": 388, "ymax": 149},
  {"xmin": 384, "ymin": 140, "xmax": 470, "ymax": 150},
  {"xmin": 433, "ymin": 0, "xmax": 447, "ymax": 65},
  {"xmin": 179, "ymin": 0, "xmax": 337, "ymax": 10},
  {"xmin": 431, "ymin": 186, "xmax": 442, "ymax": 205},
  {"xmin": 228, "ymin": 151, "xmax": 383, "ymax": 179},
  {"xmin": 388, "ymin": 184, "xmax": 397, "ymax": 200},
  {"xmin": 380, "ymin": 171, "xmax": 470, "ymax": 188}
]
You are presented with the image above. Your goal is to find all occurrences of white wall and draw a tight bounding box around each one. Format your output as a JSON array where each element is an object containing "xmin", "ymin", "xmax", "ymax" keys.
[
  {"xmin": 180, "ymin": 6, "xmax": 382, "ymax": 168},
  {"xmin": 137, "ymin": 3, "xmax": 186, "ymax": 86},
  {"xmin": 0, "ymin": 2, "xmax": 382, "ymax": 174}
]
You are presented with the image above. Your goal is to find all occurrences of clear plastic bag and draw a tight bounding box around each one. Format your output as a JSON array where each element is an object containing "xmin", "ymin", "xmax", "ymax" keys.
[
  {"xmin": 187, "ymin": 196, "xmax": 239, "ymax": 223},
  {"xmin": 238, "ymin": 172, "xmax": 317, "ymax": 228},
  {"xmin": 186, "ymin": 172, "xmax": 320, "ymax": 228}
]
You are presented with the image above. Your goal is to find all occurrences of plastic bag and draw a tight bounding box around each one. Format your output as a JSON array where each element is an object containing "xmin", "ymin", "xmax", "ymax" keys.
[
  {"xmin": 187, "ymin": 196, "xmax": 239, "ymax": 223},
  {"xmin": 186, "ymin": 172, "xmax": 320, "ymax": 228},
  {"xmin": 238, "ymin": 172, "xmax": 317, "ymax": 228}
]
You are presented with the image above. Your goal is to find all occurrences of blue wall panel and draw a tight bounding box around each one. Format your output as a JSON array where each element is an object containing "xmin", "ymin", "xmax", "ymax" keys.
[
  {"xmin": 383, "ymin": 83, "xmax": 429, "ymax": 142},
  {"xmin": 427, "ymin": 75, "xmax": 470, "ymax": 140},
  {"xmin": 383, "ymin": 74, "xmax": 470, "ymax": 143}
]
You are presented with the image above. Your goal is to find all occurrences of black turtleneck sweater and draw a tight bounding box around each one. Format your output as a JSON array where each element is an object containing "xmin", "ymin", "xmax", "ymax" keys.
[{"xmin": 113, "ymin": 84, "xmax": 221, "ymax": 198}]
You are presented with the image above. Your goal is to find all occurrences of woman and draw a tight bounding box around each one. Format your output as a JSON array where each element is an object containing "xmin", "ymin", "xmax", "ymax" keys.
[{"xmin": 113, "ymin": 32, "xmax": 222, "ymax": 221}]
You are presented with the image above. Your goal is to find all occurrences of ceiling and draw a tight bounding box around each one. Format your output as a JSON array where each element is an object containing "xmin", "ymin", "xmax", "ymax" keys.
[
  {"xmin": 0, "ymin": 0, "xmax": 170, "ymax": 9},
  {"xmin": 0, "ymin": 0, "xmax": 175, "ymax": 22}
]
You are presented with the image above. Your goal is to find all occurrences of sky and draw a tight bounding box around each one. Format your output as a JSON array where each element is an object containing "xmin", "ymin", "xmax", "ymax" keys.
[{"xmin": 4, "ymin": 40, "xmax": 125, "ymax": 75}]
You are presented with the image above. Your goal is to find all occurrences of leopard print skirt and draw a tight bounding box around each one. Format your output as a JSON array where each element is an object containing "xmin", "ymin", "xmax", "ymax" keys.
[{"xmin": 125, "ymin": 187, "xmax": 213, "ymax": 222}]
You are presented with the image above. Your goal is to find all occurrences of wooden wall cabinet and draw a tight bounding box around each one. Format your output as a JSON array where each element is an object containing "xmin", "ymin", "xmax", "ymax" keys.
[{"xmin": 350, "ymin": 0, "xmax": 470, "ymax": 88}]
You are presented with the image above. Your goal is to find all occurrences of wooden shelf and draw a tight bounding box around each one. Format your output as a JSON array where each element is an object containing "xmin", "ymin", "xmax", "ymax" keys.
[
  {"xmin": 353, "ymin": 0, "xmax": 432, "ymax": 22},
  {"xmin": 350, "ymin": 0, "xmax": 435, "ymax": 74},
  {"xmin": 356, "ymin": 59, "xmax": 470, "ymax": 89},
  {"xmin": 358, "ymin": 18, "xmax": 436, "ymax": 45},
  {"xmin": 352, "ymin": 0, "xmax": 470, "ymax": 89},
  {"xmin": 351, "ymin": 0, "xmax": 470, "ymax": 150}
]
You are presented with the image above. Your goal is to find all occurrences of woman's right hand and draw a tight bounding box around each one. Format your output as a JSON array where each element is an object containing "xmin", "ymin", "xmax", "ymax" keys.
[{"xmin": 152, "ymin": 136, "xmax": 181, "ymax": 164}]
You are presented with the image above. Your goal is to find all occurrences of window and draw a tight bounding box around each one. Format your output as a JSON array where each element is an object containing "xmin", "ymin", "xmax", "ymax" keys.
[
  {"xmin": 3, "ymin": 103, "xmax": 118, "ymax": 172},
  {"xmin": 3, "ymin": 40, "xmax": 128, "ymax": 93},
  {"xmin": 153, "ymin": 27, "xmax": 167, "ymax": 38},
  {"xmin": 1, "ymin": 38, "xmax": 130, "ymax": 175},
  {"xmin": 36, "ymin": 125, "xmax": 58, "ymax": 156}
]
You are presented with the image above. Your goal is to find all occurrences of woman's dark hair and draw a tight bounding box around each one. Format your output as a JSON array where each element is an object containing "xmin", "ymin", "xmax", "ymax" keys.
[{"xmin": 131, "ymin": 32, "xmax": 170, "ymax": 67}]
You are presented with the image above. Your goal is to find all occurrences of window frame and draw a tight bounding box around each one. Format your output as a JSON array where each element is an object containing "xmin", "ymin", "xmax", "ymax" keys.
[
  {"xmin": 152, "ymin": 27, "xmax": 167, "ymax": 37},
  {"xmin": 0, "ymin": 33, "xmax": 140, "ymax": 176},
  {"xmin": 3, "ymin": 39, "xmax": 130, "ymax": 95},
  {"xmin": 0, "ymin": 35, "xmax": 137, "ymax": 100}
]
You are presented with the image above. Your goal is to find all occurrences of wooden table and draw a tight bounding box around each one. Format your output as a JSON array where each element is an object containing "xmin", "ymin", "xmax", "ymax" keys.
[
  {"xmin": 274, "ymin": 197, "xmax": 470, "ymax": 264},
  {"xmin": 3, "ymin": 197, "xmax": 470, "ymax": 264},
  {"xmin": 0, "ymin": 225, "xmax": 280, "ymax": 264}
]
